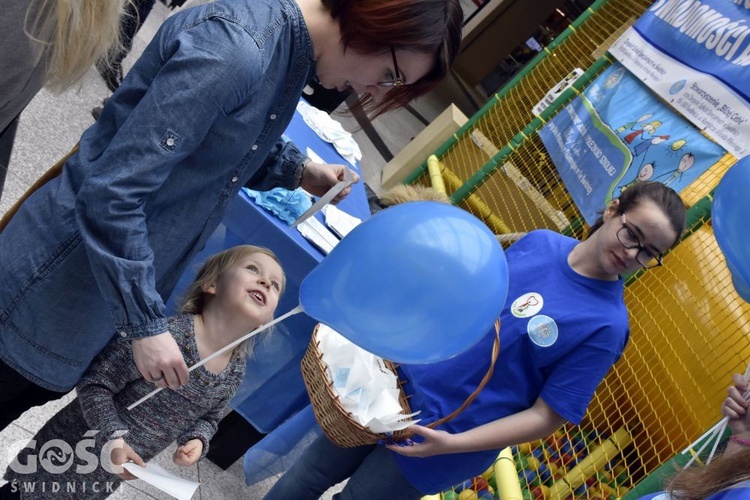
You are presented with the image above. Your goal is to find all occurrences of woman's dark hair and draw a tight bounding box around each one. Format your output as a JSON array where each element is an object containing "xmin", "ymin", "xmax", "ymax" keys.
[
  {"xmin": 322, "ymin": 0, "xmax": 463, "ymax": 118},
  {"xmin": 587, "ymin": 182, "xmax": 686, "ymax": 247}
]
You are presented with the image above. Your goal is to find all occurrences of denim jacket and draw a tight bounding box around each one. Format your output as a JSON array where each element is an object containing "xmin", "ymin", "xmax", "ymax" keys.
[{"xmin": 0, "ymin": 0, "xmax": 315, "ymax": 391}]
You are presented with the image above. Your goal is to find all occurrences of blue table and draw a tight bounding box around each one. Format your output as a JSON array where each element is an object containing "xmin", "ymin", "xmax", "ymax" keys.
[{"xmin": 166, "ymin": 106, "xmax": 370, "ymax": 433}]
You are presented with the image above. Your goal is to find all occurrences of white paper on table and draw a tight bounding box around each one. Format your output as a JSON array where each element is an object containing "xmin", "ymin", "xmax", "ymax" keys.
[
  {"xmin": 296, "ymin": 216, "xmax": 340, "ymax": 254},
  {"xmin": 297, "ymin": 101, "xmax": 362, "ymax": 167},
  {"xmin": 122, "ymin": 462, "xmax": 199, "ymax": 500},
  {"xmin": 322, "ymin": 204, "xmax": 361, "ymax": 239}
]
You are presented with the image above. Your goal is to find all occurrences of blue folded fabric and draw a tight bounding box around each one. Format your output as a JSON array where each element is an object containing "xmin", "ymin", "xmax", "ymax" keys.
[{"xmin": 243, "ymin": 187, "xmax": 313, "ymax": 225}]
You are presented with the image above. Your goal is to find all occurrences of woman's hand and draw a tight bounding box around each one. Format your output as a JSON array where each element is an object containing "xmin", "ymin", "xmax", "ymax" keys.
[
  {"xmin": 722, "ymin": 373, "xmax": 750, "ymax": 435},
  {"xmin": 132, "ymin": 331, "xmax": 189, "ymax": 389},
  {"xmin": 109, "ymin": 438, "xmax": 146, "ymax": 480},
  {"xmin": 173, "ymin": 439, "xmax": 203, "ymax": 466},
  {"xmin": 385, "ymin": 425, "xmax": 456, "ymax": 458},
  {"xmin": 300, "ymin": 162, "xmax": 360, "ymax": 204}
]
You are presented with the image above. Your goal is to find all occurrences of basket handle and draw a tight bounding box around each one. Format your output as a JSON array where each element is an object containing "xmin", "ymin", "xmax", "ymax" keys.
[{"xmin": 425, "ymin": 318, "xmax": 501, "ymax": 429}]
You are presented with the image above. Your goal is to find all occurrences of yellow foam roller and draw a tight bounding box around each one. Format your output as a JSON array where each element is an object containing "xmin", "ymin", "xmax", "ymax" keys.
[
  {"xmin": 427, "ymin": 155, "xmax": 447, "ymax": 195},
  {"xmin": 494, "ymin": 447, "xmax": 523, "ymax": 500},
  {"xmin": 548, "ymin": 427, "xmax": 633, "ymax": 500}
]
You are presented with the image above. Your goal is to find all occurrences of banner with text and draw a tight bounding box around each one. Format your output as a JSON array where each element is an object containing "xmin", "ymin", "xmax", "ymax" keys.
[
  {"xmin": 609, "ymin": 0, "xmax": 750, "ymax": 158},
  {"xmin": 538, "ymin": 63, "xmax": 725, "ymax": 225}
]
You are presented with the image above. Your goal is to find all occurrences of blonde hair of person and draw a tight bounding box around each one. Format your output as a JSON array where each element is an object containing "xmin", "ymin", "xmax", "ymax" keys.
[
  {"xmin": 25, "ymin": 0, "xmax": 130, "ymax": 91},
  {"xmin": 179, "ymin": 245, "xmax": 287, "ymax": 358}
]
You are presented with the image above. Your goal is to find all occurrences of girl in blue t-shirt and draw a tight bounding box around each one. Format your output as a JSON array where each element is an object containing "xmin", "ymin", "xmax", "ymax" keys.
[
  {"xmin": 639, "ymin": 373, "xmax": 750, "ymax": 500},
  {"xmin": 268, "ymin": 182, "xmax": 687, "ymax": 499}
]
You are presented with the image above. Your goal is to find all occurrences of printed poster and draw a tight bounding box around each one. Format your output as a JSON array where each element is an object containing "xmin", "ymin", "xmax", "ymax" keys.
[
  {"xmin": 609, "ymin": 0, "xmax": 750, "ymax": 158},
  {"xmin": 538, "ymin": 63, "xmax": 726, "ymax": 225}
]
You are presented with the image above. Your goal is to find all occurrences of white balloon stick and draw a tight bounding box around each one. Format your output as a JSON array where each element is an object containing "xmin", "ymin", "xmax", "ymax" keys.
[{"xmin": 127, "ymin": 304, "xmax": 304, "ymax": 411}]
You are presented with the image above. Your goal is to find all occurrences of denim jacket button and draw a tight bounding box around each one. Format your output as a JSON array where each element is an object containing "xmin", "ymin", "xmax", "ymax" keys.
[
  {"xmin": 269, "ymin": 114, "xmax": 276, "ymax": 120},
  {"xmin": 166, "ymin": 137, "xmax": 175, "ymax": 147},
  {"xmin": 231, "ymin": 176, "xmax": 238, "ymax": 183},
  {"xmin": 251, "ymin": 144, "xmax": 258, "ymax": 151},
  {"xmin": 119, "ymin": 331, "xmax": 127, "ymax": 338}
]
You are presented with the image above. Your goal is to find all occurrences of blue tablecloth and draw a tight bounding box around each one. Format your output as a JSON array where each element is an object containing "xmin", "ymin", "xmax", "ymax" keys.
[{"xmin": 165, "ymin": 106, "xmax": 370, "ymax": 433}]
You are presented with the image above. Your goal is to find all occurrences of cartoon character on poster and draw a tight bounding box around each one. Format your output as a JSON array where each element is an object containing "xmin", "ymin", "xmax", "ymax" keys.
[{"xmin": 586, "ymin": 64, "xmax": 723, "ymax": 204}]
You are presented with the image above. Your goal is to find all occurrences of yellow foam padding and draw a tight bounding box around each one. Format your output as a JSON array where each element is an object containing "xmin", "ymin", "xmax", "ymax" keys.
[
  {"xmin": 427, "ymin": 155, "xmax": 448, "ymax": 195},
  {"xmin": 495, "ymin": 447, "xmax": 523, "ymax": 500},
  {"xmin": 548, "ymin": 427, "xmax": 633, "ymax": 499},
  {"xmin": 440, "ymin": 162, "xmax": 513, "ymax": 235}
]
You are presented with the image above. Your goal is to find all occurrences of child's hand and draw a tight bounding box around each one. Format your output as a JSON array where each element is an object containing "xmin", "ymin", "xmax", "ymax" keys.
[
  {"xmin": 173, "ymin": 439, "xmax": 203, "ymax": 466},
  {"xmin": 109, "ymin": 438, "xmax": 146, "ymax": 480},
  {"xmin": 723, "ymin": 373, "xmax": 750, "ymax": 435}
]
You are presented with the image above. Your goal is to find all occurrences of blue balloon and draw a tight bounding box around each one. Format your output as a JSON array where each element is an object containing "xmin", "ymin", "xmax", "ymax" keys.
[
  {"xmin": 713, "ymin": 157, "xmax": 750, "ymax": 302},
  {"xmin": 299, "ymin": 202, "xmax": 509, "ymax": 364}
]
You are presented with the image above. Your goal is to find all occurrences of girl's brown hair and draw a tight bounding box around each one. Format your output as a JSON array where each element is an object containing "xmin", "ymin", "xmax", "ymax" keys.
[
  {"xmin": 179, "ymin": 245, "xmax": 286, "ymax": 357},
  {"xmin": 587, "ymin": 181, "xmax": 687, "ymax": 248},
  {"xmin": 665, "ymin": 447, "xmax": 750, "ymax": 499},
  {"xmin": 322, "ymin": 0, "xmax": 463, "ymax": 118}
]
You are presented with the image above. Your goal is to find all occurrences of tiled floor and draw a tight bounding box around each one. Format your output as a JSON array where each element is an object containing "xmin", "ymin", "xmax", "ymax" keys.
[{"xmin": 0, "ymin": 2, "xmax": 461, "ymax": 499}]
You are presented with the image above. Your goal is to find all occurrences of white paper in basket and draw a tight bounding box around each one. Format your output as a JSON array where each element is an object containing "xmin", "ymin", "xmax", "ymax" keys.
[{"xmin": 316, "ymin": 324, "xmax": 420, "ymax": 433}]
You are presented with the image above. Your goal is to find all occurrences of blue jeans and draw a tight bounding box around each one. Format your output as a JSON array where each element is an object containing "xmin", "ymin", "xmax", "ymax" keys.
[{"xmin": 264, "ymin": 435, "xmax": 422, "ymax": 500}]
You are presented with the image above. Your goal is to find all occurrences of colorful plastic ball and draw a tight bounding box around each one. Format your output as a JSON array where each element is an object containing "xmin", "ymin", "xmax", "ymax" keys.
[
  {"xmin": 572, "ymin": 436, "xmax": 586, "ymax": 453},
  {"xmin": 526, "ymin": 456, "xmax": 541, "ymax": 471},
  {"xmin": 519, "ymin": 443, "xmax": 533, "ymax": 454},
  {"xmin": 458, "ymin": 489, "xmax": 479, "ymax": 500},
  {"xmin": 477, "ymin": 491, "xmax": 494, "ymax": 500},
  {"xmin": 442, "ymin": 491, "xmax": 460, "ymax": 500},
  {"xmin": 457, "ymin": 479, "xmax": 474, "ymax": 492},
  {"xmin": 597, "ymin": 471, "xmax": 613, "ymax": 483},
  {"xmin": 560, "ymin": 452, "xmax": 575, "ymax": 466},
  {"xmin": 471, "ymin": 477, "xmax": 489, "ymax": 492},
  {"xmin": 522, "ymin": 490, "xmax": 533, "ymax": 500},
  {"xmin": 617, "ymin": 486, "xmax": 630, "ymax": 496},
  {"xmin": 536, "ymin": 463, "xmax": 551, "ymax": 483},
  {"xmin": 520, "ymin": 469, "xmax": 537, "ymax": 485}
]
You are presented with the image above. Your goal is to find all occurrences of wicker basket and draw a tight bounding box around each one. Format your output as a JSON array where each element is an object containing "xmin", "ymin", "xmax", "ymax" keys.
[{"xmin": 301, "ymin": 320, "xmax": 500, "ymax": 448}]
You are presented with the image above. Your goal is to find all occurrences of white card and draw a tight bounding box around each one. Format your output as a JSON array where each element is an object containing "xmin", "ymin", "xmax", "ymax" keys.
[{"xmin": 122, "ymin": 462, "xmax": 200, "ymax": 500}]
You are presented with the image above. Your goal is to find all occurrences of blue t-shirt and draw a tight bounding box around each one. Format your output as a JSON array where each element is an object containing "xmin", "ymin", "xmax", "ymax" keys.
[{"xmin": 394, "ymin": 230, "xmax": 630, "ymax": 494}]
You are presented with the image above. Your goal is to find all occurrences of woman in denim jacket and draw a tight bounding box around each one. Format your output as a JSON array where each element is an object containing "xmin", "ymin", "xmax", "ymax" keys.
[{"xmin": 0, "ymin": 0, "xmax": 462, "ymax": 429}]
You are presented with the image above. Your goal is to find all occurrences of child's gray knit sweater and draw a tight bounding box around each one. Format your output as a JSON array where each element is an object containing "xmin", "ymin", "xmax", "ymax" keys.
[{"xmin": 4, "ymin": 314, "xmax": 246, "ymax": 499}]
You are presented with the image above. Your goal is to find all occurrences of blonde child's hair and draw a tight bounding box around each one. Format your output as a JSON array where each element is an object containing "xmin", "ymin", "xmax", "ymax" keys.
[
  {"xmin": 25, "ymin": 0, "xmax": 130, "ymax": 91},
  {"xmin": 378, "ymin": 184, "xmax": 451, "ymax": 208},
  {"xmin": 179, "ymin": 245, "xmax": 286, "ymax": 357}
]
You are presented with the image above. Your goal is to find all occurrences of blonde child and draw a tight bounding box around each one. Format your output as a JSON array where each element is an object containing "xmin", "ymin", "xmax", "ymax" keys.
[{"xmin": 2, "ymin": 245, "xmax": 285, "ymax": 499}]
